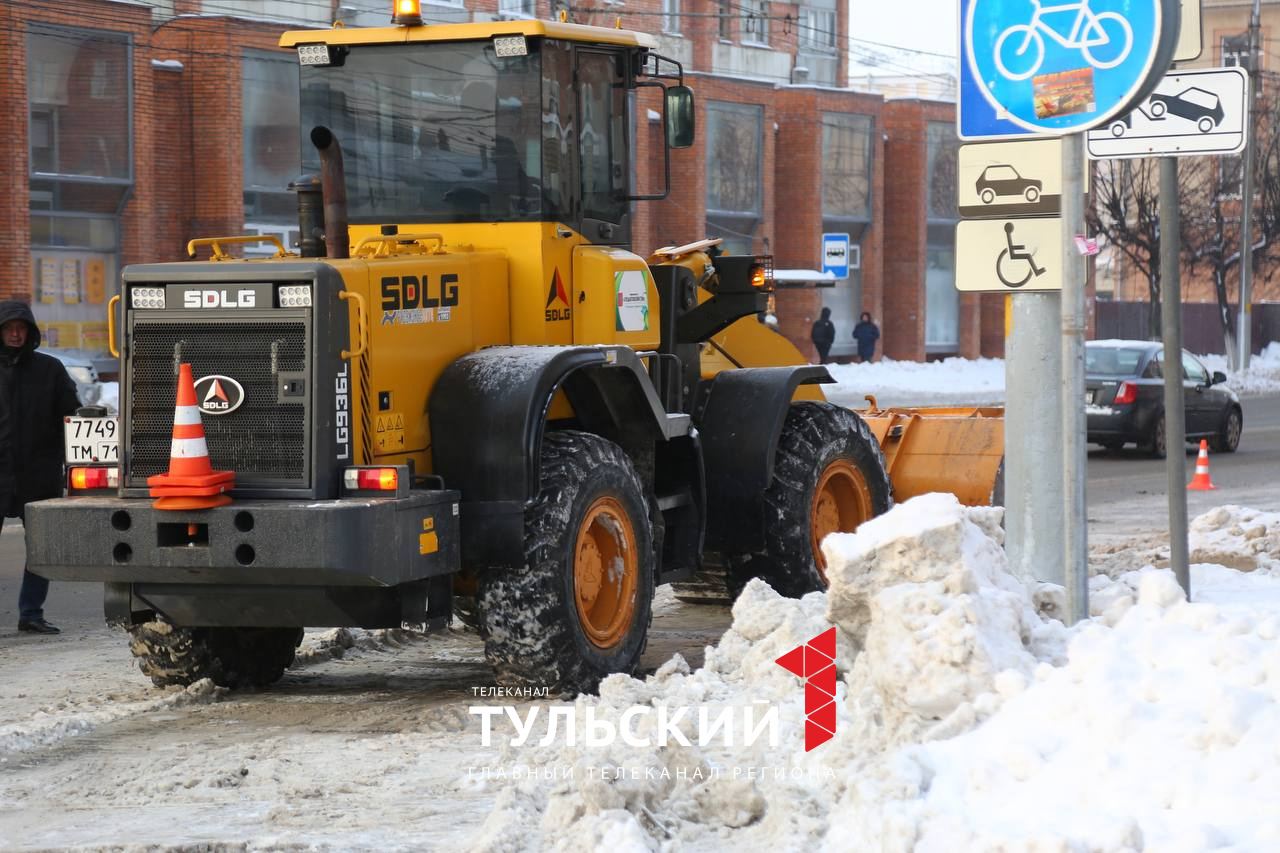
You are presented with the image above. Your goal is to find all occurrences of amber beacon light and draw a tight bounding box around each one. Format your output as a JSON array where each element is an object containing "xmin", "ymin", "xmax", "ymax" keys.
[{"xmin": 392, "ymin": 0, "xmax": 422, "ymax": 25}]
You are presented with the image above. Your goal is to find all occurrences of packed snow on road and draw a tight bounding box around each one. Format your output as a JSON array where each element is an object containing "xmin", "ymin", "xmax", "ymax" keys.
[{"xmin": 3, "ymin": 494, "xmax": 1280, "ymax": 850}]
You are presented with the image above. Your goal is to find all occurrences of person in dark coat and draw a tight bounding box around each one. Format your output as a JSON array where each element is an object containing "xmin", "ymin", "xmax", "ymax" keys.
[
  {"xmin": 810, "ymin": 307, "xmax": 835, "ymax": 364},
  {"xmin": 0, "ymin": 299, "xmax": 80, "ymax": 634},
  {"xmin": 852, "ymin": 312, "xmax": 881, "ymax": 363}
]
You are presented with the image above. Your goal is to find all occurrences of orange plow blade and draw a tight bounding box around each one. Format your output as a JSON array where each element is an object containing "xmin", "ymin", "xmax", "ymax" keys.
[{"xmin": 854, "ymin": 397, "xmax": 1005, "ymax": 507}]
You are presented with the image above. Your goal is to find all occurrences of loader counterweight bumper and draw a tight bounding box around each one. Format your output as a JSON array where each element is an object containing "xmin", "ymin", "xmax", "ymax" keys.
[{"xmin": 25, "ymin": 493, "xmax": 461, "ymax": 587}]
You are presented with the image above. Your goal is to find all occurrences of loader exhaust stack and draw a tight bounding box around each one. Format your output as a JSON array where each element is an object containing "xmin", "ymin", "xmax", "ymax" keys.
[{"xmin": 310, "ymin": 126, "xmax": 350, "ymax": 260}]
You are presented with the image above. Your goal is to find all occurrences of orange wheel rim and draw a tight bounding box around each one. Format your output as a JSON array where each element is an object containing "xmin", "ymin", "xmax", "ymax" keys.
[
  {"xmin": 810, "ymin": 459, "xmax": 873, "ymax": 584},
  {"xmin": 573, "ymin": 497, "xmax": 639, "ymax": 650}
]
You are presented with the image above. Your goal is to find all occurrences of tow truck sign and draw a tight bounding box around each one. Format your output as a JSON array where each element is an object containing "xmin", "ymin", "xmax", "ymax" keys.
[{"xmin": 1086, "ymin": 66, "xmax": 1249, "ymax": 159}]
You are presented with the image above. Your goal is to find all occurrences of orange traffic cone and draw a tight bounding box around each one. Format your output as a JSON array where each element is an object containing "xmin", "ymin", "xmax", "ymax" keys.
[
  {"xmin": 148, "ymin": 363, "xmax": 235, "ymax": 510},
  {"xmin": 1187, "ymin": 439, "xmax": 1216, "ymax": 491}
]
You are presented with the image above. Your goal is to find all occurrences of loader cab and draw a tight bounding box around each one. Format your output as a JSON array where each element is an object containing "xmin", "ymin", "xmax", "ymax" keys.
[{"xmin": 295, "ymin": 29, "xmax": 692, "ymax": 249}]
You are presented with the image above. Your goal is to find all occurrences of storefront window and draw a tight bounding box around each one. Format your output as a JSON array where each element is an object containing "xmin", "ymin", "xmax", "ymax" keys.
[
  {"xmin": 820, "ymin": 113, "xmax": 873, "ymax": 355},
  {"xmin": 27, "ymin": 25, "xmax": 132, "ymax": 355},
  {"xmin": 705, "ymin": 101, "xmax": 763, "ymax": 254},
  {"xmin": 925, "ymin": 123, "xmax": 959, "ymax": 353}
]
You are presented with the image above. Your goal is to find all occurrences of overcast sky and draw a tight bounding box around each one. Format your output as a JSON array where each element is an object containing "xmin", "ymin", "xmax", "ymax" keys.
[{"xmin": 855, "ymin": 0, "xmax": 959, "ymax": 70}]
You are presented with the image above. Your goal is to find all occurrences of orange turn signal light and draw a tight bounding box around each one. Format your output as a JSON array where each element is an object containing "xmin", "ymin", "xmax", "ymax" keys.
[
  {"xmin": 69, "ymin": 466, "xmax": 118, "ymax": 491},
  {"xmin": 750, "ymin": 265, "xmax": 768, "ymax": 289}
]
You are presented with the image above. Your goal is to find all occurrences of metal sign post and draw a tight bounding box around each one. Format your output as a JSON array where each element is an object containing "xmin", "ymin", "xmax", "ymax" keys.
[
  {"xmin": 1061, "ymin": 134, "xmax": 1088, "ymax": 624},
  {"xmin": 1160, "ymin": 157, "xmax": 1191, "ymax": 597}
]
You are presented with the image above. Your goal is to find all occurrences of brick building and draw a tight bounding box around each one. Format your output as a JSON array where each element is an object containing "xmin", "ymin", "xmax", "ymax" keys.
[{"xmin": 0, "ymin": 0, "xmax": 1003, "ymax": 361}]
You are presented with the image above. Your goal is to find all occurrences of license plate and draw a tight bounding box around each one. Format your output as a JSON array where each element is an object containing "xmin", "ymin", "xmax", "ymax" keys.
[{"xmin": 64, "ymin": 416, "xmax": 119, "ymax": 464}]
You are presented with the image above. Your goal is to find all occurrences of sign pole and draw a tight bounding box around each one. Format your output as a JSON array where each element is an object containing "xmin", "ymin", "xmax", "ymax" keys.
[
  {"xmin": 1005, "ymin": 293, "xmax": 1065, "ymax": 589},
  {"xmin": 1238, "ymin": 0, "xmax": 1261, "ymax": 371},
  {"xmin": 1060, "ymin": 132, "xmax": 1088, "ymax": 624},
  {"xmin": 1160, "ymin": 156, "xmax": 1191, "ymax": 597}
]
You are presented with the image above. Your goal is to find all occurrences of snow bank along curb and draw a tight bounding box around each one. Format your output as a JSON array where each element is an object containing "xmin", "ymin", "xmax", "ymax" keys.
[{"xmin": 467, "ymin": 494, "xmax": 1280, "ymax": 851}]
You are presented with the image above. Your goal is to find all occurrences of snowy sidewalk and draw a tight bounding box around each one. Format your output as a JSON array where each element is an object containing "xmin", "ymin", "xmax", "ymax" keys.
[{"xmin": 824, "ymin": 342, "xmax": 1280, "ymax": 408}]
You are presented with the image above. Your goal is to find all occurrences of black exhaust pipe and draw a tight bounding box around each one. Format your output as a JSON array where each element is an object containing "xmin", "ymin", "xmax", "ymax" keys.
[
  {"xmin": 290, "ymin": 174, "xmax": 325, "ymax": 258},
  {"xmin": 310, "ymin": 126, "xmax": 350, "ymax": 260}
]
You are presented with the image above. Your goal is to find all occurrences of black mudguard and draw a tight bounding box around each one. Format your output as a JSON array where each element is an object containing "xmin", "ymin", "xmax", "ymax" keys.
[
  {"xmin": 429, "ymin": 345, "xmax": 688, "ymax": 570},
  {"xmin": 694, "ymin": 365, "xmax": 833, "ymax": 551}
]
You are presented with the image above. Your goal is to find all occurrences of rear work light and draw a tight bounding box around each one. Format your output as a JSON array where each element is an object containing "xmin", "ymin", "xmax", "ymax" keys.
[
  {"xmin": 343, "ymin": 467, "xmax": 399, "ymax": 491},
  {"xmin": 69, "ymin": 466, "xmax": 118, "ymax": 490},
  {"xmin": 1113, "ymin": 381, "xmax": 1138, "ymax": 405}
]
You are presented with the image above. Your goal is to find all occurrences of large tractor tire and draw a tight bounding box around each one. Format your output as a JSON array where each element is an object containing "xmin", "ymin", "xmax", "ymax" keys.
[
  {"xmin": 728, "ymin": 402, "xmax": 892, "ymax": 598},
  {"xmin": 128, "ymin": 621, "xmax": 303, "ymax": 689},
  {"xmin": 476, "ymin": 431, "xmax": 655, "ymax": 696}
]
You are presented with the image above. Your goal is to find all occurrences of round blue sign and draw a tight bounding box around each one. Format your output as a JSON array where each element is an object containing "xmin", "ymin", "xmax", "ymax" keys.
[{"xmin": 965, "ymin": 0, "xmax": 1178, "ymax": 134}]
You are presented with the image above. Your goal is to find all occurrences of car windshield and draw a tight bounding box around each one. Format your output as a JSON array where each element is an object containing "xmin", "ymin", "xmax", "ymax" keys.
[
  {"xmin": 300, "ymin": 41, "xmax": 544, "ymax": 223},
  {"xmin": 1085, "ymin": 346, "xmax": 1147, "ymax": 376}
]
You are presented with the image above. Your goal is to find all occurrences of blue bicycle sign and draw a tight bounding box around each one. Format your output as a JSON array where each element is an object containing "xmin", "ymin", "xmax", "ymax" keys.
[
  {"xmin": 961, "ymin": 0, "xmax": 1179, "ymax": 137},
  {"xmin": 995, "ymin": 0, "xmax": 1133, "ymax": 81}
]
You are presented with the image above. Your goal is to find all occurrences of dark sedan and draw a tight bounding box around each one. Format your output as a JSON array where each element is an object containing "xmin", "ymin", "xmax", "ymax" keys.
[{"xmin": 1086, "ymin": 340, "xmax": 1242, "ymax": 458}]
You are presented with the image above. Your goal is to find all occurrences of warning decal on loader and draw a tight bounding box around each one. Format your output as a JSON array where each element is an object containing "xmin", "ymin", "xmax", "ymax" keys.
[{"xmin": 614, "ymin": 270, "xmax": 649, "ymax": 332}]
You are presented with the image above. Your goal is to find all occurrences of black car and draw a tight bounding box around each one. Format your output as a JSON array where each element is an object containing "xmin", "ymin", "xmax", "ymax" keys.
[{"xmin": 1086, "ymin": 340, "xmax": 1242, "ymax": 458}]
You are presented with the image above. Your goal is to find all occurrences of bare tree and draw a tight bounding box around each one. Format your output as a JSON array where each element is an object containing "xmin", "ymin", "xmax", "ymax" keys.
[
  {"xmin": 1182, "ymin": 72, "xmax": 1280, "ymax": 367},
  {"xmin": 1088, "ymin": 158, "xmax": 1164, "ymax": 339}
]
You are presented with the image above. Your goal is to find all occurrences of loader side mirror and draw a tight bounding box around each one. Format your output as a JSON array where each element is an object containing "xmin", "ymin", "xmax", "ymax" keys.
[{"xmin": 666, "ymin": 86, "xmax": 694, "ymax": 149}]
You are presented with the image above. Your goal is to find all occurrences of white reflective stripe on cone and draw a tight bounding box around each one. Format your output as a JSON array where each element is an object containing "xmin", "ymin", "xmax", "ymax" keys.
[
  {"xmin": 170, "ymin": 437, "xmax": 210, "ymax": 458},
  {"xmin": 173, "ymin": 405, "xmax": 202, "ymax": 426}
]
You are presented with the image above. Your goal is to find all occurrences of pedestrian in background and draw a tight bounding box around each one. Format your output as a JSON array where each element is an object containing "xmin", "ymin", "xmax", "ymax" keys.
[
  {"xmin": 0, "ymin": 299, "xmax": 80, "ymax": 634},
  {"xmin": 853, "ymin": 312, "xmax": 880, "ymax": 363},
  {"xmin": 810, "ymin": 307, "xmax": 835, "ymax": 364}
]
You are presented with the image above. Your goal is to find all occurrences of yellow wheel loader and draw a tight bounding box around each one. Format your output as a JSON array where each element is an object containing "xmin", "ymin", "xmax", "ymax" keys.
[{"xmin": 25, "ymin": 6, "xmax": 1002, "ymax": 695}]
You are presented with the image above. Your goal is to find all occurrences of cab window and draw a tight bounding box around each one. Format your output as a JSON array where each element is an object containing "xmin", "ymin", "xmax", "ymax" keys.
[{"xmin": 577, "ymin": 51, "xmax": 628, "ymax": 225}]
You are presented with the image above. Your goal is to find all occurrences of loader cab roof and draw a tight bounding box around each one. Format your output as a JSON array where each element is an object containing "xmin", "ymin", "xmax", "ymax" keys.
[{"xmin": 279, "ymin": 19, "xmax": 659, "ymax": 50}]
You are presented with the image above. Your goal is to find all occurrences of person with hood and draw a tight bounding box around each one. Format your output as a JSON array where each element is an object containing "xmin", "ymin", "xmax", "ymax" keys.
[
  {"xmin": 1, "ymin": 299, "xmax": 80, "ymax": 634},
  {"xmin": 810, "ymin": 307, "xmax": 835, "ymax": 364},
  {"xmin": 852, "ymin": 312, "xmax": 881, "ymax": 363}
]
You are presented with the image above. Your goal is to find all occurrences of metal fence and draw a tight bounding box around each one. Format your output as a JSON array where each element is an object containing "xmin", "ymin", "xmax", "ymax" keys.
[{"xmin": 1094, "ymin": 301, "xmax": 1280, "ymax": 355}]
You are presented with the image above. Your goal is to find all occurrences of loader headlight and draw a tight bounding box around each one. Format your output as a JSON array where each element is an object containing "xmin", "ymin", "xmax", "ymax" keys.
[
  {"xmin": 277, "ymin": 285, "xmax": 312, "ymax": 308},
  {"xmin": 131, "ymin": 287, "xmax": 166, "ymax": 309}
]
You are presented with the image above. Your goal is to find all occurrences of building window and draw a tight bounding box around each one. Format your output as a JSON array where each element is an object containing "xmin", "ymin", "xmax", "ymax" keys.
[
  {"xmin": 926, "ymin": 121, "xmax": 960, "ymax": 221},
  {"xmin": 499, "ymin": 0, "xmax": 536, "ymax": 19},
  {"xmin": 718, "ymin": 1, "xmax": 732, "ymax": 40},
  {"xmin": 741, "ymin": 0, "xmax": 769, "ymax": 45},
  {"xmin": 663, "ymin": 0, "xmax": 681, "ymax": 34},
  {"xmin": 706, "ymin": 101, "xmax": 763, "ymax": 254},
  {"xmin": 822, "ymin": 113, "xmax": 872, "ymax": 219},
  {"xmin": 1221, "ymin": 34, "xmax": 1250, "ymax": 68},
  {"xmin": 1218, "ymin": 154, "xmax": 1243, "ymax": 200},
  {"xmin": 798, "ymin": 7, "xmax": 837, "ymax": 52},
  {"xmin": 242, "ymin": 50, "xmax": 301, "ymax": 230},
  {"xmin": 27, "ymin": 25, "xmax": 132, "ymax": 354}
]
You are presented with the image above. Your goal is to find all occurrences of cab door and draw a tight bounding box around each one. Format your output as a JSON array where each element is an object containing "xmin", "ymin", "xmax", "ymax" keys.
[{"xmin": 575, "ymin": 49, "xmax": 630, "ymax": 247}]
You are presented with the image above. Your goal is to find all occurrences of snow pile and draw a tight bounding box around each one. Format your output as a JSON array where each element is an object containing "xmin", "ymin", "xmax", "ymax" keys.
[
  {"xmin": 0, "ymin": 678, "xmax": 225, "ymax": 762},
  {"xmin": 98, "ymin": 380, "xmax": 119, "ymax": 414},
  {"xmin": 470, "ymin": 494, "xmax": 1061, "ymax": 849},
  {"xmin": 1092, "ymin": 504, "xmax": 1280, "ymax": 577},
  {"xmin": 824, "ymin": 357, "xmax": 1005, "ymax": 408},
  {"xmin": 1188, "ymin": 505, "xmax": 1280, "ymax": 573},
  {"xmin": 1199, "ymin": 341, "xmax": 1280, "ymax": 396},
  {"xmin": 840, "ymin": 566, "xmax": 1280, "ymax": 851}
]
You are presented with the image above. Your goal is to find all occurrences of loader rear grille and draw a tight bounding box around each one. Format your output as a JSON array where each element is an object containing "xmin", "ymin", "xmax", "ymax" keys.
[{"xmin": 126, "ymin": 319, "xmax": 310, "ymax": 488}]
